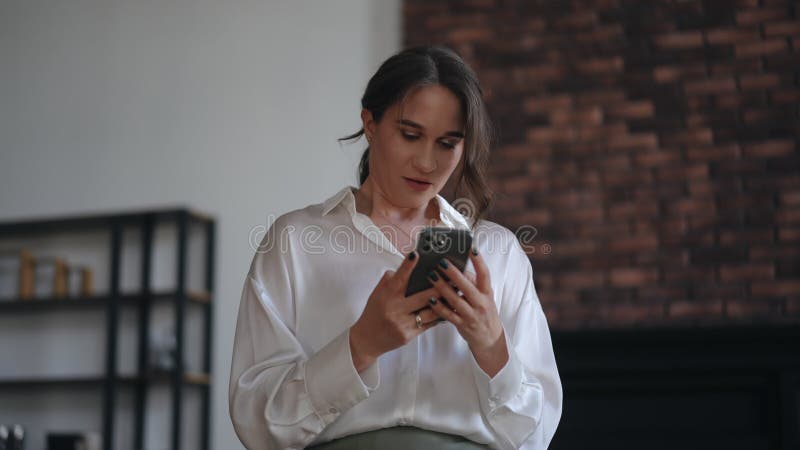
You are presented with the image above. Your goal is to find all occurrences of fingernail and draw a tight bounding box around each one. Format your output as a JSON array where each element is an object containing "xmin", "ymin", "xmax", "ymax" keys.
[
  {"xmin": 438, "ymin": 259, "xmax": 449, "ymax": 269},
  {"xmin": 471, "ymin": 247, "xmax": 478, "ymax": 255},
  {"xmin": 428, "ymin": 271, "xmax": 439, "ymax": 281},
  {"xmin": 429, "ymin": 297, "xmax": 438, "ymax": 305},
  {"xmin": 408, "ymin": 251, "xmax": 416, "ymax": 261}
]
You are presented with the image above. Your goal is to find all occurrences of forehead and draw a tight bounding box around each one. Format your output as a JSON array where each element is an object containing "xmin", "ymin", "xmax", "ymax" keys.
[{"xmin": 393, "ymin": 85, "xmax": 464, "ymax": 133}]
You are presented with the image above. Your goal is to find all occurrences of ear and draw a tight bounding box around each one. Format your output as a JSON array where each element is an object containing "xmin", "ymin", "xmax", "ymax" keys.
[{"xmin": 361, "ymin": 108, "xmax": 375, "ymax": 140}]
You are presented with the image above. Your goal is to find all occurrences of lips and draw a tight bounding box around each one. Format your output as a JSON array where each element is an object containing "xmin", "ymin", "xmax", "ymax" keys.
[{"xmin": 404, "ymin": 177, "xmax": 431, "ymax": 185}]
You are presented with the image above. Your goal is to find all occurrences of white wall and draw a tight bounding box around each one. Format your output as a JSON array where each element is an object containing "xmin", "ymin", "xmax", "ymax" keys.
[{"xmin": 0, "ymin": 0, "xmax": 401, "ymax": 448}]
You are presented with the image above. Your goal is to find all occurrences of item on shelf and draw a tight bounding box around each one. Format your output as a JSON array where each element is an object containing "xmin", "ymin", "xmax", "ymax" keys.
[
  {"xmin": 149, "ymin": 327, "xmax": 177, "ymax": 372},
  {"xmin": 68, "ymin": 266, "xmax": 94, "ymax": 297},
  {"xmin": 19, "ymin": 251, "xmax": 35, "ymax": 300},
  {"xmin": 34, "ymin": 257, "xmax": 68, "ymax": 298},
  {"xmin": 0, "ymin": 251, "xmax": 18, "ymax": 300},
  {"xmin": 0, "ymin": 249, "xmax": 35, "ymax": 300},
  {"xmin": 46, "ymin": 431, "xmax": 101, "ymax": 450},
  {"xmin": 7, "ymin": 425, "xmax": 24, "ymax": 450},
  {"xmin": 0, "ymin": 424, "xmax": 8, "ymax": 450}
]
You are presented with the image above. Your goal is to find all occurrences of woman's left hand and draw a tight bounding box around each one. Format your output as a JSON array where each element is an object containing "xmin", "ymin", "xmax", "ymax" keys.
[{"xmin": 427, "ymin": 248, "xmax": 509, "ymax": 377}]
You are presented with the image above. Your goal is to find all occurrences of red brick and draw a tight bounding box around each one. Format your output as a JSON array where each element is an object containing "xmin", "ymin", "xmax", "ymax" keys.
[
  {"xmin": 609, "ymin": 201, "xmax": 660, "ymax": 219},
  {"xmin": 655, "ymin": 164, "xmax": 709, "ymax": 182},
  {"xmin": 684, "ymin": 77, "xmax": 737, "ymax": 95},
  {"xmin": 634, "ymin": 149, "xmax": 682, "ymax": 167},
  {"xmin": 668, "ymin": 299, "xmax": 723, "ymax": 319},
  {"xmin": 778, "ymin": 228, "xmax": 800, "ymax": 242},
  {"xmin": 751, "ymin": 281, "xmax": 800, "ymax": 297},
  {"xmin": 686, "ymin": 145, "xmax": 741, "ymax": 161},
  {"xmin": 781, "ymin": 191, "xmax": 800, "ymax": 206},
  {"xmin": 776, "ymin": 208, "xmax": 800, "ymax": 224},
  {"xmin": 448, "ymin": 27, "xmax": 492, "ymax": 42},
  {"xmin": 607, "ymin": 133, "xmax": 658, "ymax": 151},
  {"xmin": 727, "ymin": 299, "xmax": 782, "ymax": 318},
  {"xmin": 501, "ymin": 144, "xmax": 552, "ymax": 159},
  {"xmin": 526, "ymin": 127, "xmax": 576, "ymax": 144},
  {"xmin": 515, "ymin": 64, "xmax": 566, "ymax": 82},
  {"xmin": 576, "ymin": 124, "xmax": 627, "ymax": 142},
  {"xmin": 666, "ymin": 198, "xmax": 716, "ymax": 216},
  {"xmin": 719, "ymin": 229, "xmax": 775, "ymax": 245},
  {"xmin": 655, "ymin": 31, "xmax": 704, "ymax": 48},
  {"xmin": 739, "ymin": 73, "xmax": 782, "ymax": 90},
  {"xmin": 736, "ymin": 8, "xmax": 788, "ymax": 26},
  {"xmin": 549, "ymin": 107, "xmax": 603, "ymax": 126},
  {"xmin": 653, "ymin": 63, "xmax": 707, "ymax": 83},
  {"xmin": 605, "ymin": 101, "xmax": 654, "ymax": 119},
  {"xmin": 575, "ymin": 24, "xmax": 624, "ymax": 43},
  {"xmin": 742, "ymin": 139, "xmax": 796, "ymax": 157},
  {"xmin": 553, "ymin": 11, "xmax": 597, "ymax": 29},
  {"xmin": 558, "ymin": 271, "xmax": 605, "ymax": 288},
  {"xmin": 608, "ymin": 234, "xmax": 660, "ymax": 253},
  {"xmin": 661, "ymin": 128, "xmax": 714, "ymax": 146},
  {"xmin": 771, "ymin": 89, "xmax": 800, "ymax": 104},
  {"xmin": 575, "ymin": 57, "xmax": 624, "ymax": 74},
  {"xmin": 576, "ymin": 90, "xmax": 627, "ymax": 105},
  {"xmin": 705, "ymin": 27, "xmax": 761, "ymax": 44},
  {"xmin": 559, "ymin": 206, "xmax": 605, "ymax": 222},
  {"xmin": 764, "ymin": 20, "xmax": 800, "ymax": 36},
  {"xmin": 551, "ymin": 239, "xmax": 598, "ymax": 258},
  {"xmin": 610, "ymin": 268, "xmax": 659, "ymax": 287},
  {"xmin": 735, "ymin": 39, "xmax": 788, "ymax": 57},
  {"xmin": 719, "ymin": 263, "xmax": 775, "ymax": 281},
  {"xmin": 522, "ymin": 95, "xmax": 572, "ymax": 114},
  {"xmin": 506, "ymin": 209, "xmax": 552, "ymax": 226}
]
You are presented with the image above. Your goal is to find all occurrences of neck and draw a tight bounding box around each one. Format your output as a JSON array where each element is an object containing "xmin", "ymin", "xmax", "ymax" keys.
[{"xmin": 355, "ymin": 177, "xmax": 439, "ymax": 224}]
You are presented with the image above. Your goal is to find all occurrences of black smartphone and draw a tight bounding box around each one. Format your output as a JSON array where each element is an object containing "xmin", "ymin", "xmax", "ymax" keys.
[{"xmin": 405, "ymin": 227, "xmax": 473, "ymax": 297}]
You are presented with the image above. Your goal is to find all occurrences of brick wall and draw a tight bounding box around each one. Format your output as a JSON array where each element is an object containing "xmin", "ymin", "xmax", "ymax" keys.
[{"xmin": 404, "ymin": 0, "xmax": 800, "ymax": 329}]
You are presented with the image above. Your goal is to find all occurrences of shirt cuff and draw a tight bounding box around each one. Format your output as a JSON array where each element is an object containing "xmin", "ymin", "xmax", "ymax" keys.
[
  {"xmin": 470, "ymin": 332, "xmax": 523, "ymax": 413},
  {"xmin": 305, "ymin": 328, "xmax": 379, "ymax": 425}
]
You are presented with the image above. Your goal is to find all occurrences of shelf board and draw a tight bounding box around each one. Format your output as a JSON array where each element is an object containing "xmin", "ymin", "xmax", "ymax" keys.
[
  {"xmin": 0, "ymin": 207, "xmax": 214, "ymax": 236},
  {"xmin": 0, "ymin": 290, "xmax": 212, "ymax": 312},
  {"xmin": 0, "ymin": 372, "xmax": 211, "ymax": 389}
]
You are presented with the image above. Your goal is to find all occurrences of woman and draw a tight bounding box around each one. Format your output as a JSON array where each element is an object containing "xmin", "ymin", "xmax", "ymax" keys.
[{"xmin": 229, "ymin": 45, "xmax": 562, "ymax": 450}]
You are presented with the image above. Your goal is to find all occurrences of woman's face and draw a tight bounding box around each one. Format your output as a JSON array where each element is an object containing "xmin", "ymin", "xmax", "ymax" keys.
[{"xmin": 361, "ymin": 84, "xmax": 465, "ymax": 209}]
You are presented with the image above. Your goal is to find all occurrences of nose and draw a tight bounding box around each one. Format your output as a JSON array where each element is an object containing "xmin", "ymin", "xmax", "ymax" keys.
[{"xmin": 412, "ymin": 145, "xmax": 437, "ymax": 173}]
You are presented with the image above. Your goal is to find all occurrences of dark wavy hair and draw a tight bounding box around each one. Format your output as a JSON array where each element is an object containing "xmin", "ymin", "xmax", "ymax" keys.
[{"xmin": 338, "ymin": 45, "xmax": 495, "ymax": 230}]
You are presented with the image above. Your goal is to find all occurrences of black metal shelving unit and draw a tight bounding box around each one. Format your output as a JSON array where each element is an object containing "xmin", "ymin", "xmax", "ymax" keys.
[{"xmin": 0, "ymin": 207, "xmax": 215, "ymax": 450}]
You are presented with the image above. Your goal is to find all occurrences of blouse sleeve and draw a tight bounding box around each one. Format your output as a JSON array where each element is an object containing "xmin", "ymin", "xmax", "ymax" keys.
[
  {"xmin": 228, "ymin": 218, "xmax": 380, "ymax": 450},
  {"xmin": 468, "ymin": 234, "xmax": 563, "ymax": 450}
]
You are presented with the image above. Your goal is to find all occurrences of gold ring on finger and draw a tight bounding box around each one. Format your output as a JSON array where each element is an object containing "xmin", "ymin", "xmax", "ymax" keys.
[{"xmin": 415, "ymin": 313, "xmax": 423, "ymax": 328}]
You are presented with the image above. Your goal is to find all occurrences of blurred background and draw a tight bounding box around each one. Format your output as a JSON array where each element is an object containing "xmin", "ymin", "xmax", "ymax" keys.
[{"xmin": 1, "ymin": 0, "xmax": 798, "ymax": 449}]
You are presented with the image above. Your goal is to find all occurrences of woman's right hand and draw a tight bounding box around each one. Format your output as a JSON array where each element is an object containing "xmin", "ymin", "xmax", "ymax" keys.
[{"xmin": 349, "ymin": 251, "xmax": 441, "ymax": 372}]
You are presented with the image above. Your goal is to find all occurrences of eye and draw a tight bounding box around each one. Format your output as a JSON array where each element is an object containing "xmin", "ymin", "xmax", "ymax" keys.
[
  {"xmin": 401, "ymin": 131, "xmax": 420, "ymax": 141},
  {"xmin": 439, "ymin": 141, "xmax": 456, "ymax": 150}
]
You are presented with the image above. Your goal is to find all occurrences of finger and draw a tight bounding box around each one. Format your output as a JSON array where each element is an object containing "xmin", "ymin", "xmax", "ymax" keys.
[
  {"xmin": 427, "ymin": 269, "xmax": 475, "ymax": 321},
  {"xmin": 434, "ymin": 257, "xmax": 481, "ymax": 307},
  {"xmin": 402, "ymin": 286, "xmax": 441, "ymax": 313},
  {"xmin": 427, "ymin": 296, "xmax": 463, "ymax": 326},
  {"xmin": 463, "ymin": 270, "xmax": 476, "ymax": 285},
  {"xmin": 392, "ymin": 250, "xmax": 419, "ymax": 288},
  {"xmin": 468, "ymin": 246, "xmax": 491, "ymax": 294},
  {"xmin": 414, "ymin": 307, "xmax": 440, "ymax": 325}
]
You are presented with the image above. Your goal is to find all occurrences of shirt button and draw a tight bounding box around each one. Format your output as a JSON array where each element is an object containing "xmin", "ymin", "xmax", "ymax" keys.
[
  {"xmin": 398, "ymin": 419, "xmax": 407, "ymax": 425},
  {"xmin": 328, "ymin": 407, "xmax": 338, "ymax": 414},
  {"xmin": 488, "ymin": 400, "xmax": 496, "ymax": 409}
]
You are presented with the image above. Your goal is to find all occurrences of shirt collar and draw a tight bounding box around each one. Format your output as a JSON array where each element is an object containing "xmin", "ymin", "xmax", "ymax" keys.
[{"xmin": 321, "ymin": 185, "xmax": 472, "ymax": 230}]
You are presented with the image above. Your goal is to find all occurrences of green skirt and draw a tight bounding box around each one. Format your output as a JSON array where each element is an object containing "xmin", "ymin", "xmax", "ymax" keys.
[{"xmin": 306, "ymin": 426, "xmax": 489, "ymax": 450}]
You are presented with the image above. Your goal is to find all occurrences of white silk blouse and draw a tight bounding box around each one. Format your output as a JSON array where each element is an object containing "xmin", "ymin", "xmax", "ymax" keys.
[{"xmin": 229, "ymin": 185, "xmax": 562, "ymax": 449}]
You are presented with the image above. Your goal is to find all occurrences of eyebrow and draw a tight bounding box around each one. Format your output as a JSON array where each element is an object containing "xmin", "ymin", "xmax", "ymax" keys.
[{"xmin": 396, "ymin": 119, "xmax": 465, "ymax": 139}]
